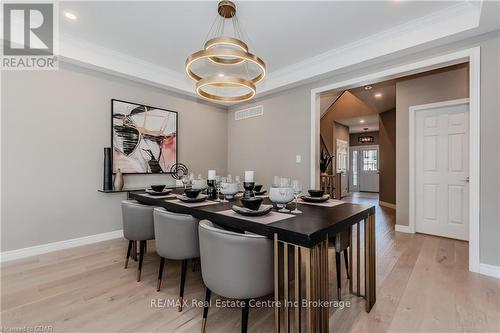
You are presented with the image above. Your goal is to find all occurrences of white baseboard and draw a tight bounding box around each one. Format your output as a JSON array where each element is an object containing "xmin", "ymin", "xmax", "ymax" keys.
[
  {"xmin": 0, "ymin": 229, "xmax": 124, "ymax": 263},
  {"xmin": 379, "ymin": 200, "xmax": 396, "ymax": 209},
  {"xmin": 395, "ymin": 225, "xmax": 414, "ymax": 233},
  {"xmin": 479, "ymin": 263, "xmax": 500, "ymax": 279}
]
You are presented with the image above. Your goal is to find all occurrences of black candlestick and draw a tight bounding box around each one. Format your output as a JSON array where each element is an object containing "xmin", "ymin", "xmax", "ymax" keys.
[
  {"xmin": 243, "ymin": 182, "xmax": 255, "ymax": 198},
  {"xmin": 207, "ymin": 179, "xmax": 217, "ymax": 200}
]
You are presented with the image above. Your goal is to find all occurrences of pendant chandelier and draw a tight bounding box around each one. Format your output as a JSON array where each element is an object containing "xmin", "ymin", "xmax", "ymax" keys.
[{"xmin": 185, "ymin": 0, "xmax": 266, "ymax": 103}]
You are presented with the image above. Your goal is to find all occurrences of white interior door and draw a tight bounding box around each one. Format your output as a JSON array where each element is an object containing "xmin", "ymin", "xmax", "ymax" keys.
[
  {"xmin": 359, "ymin": 146, "xmax": 379, "ymax": 192},
  {"xmin": 415, "ymin": 102, "xmax": 469, "ymax": 240}
]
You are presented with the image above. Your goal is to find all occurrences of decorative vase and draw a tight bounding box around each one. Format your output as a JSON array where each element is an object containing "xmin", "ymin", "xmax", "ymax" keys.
[
  {"xmin": 114, "ymin": 168, "xmax": 124, "ymax": 191},
  {"xmin": 103, "ymin": 147, "xmax": 113, "ymax": 191}
]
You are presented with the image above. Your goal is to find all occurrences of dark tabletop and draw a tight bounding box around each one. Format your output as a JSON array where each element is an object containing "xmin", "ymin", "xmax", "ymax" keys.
[{"xmin": 130, "ymin": 190, "xmax": 375, "ymax": 247}]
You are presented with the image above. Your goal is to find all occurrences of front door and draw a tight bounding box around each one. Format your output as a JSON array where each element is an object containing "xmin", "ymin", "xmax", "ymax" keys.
[
  {"xmin": 415, "ymin": 101, "xmax": 469, "ymax": 240},
  {"xmin": 350, "ymin": 146, "xmax": 379, "ymax": 192}
]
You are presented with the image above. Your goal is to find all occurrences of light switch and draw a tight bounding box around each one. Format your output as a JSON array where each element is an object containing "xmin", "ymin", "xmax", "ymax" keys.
[{"xmin": 296, "ymin": 155, "xmax": 301, "ymax": 163}]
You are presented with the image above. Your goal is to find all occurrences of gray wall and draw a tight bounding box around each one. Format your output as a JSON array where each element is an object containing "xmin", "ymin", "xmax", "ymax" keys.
[
  {"xmin": 227, "ymin": 87, "xmax": 310, "ymax": 187},
  {"xmin": 1, "ymin": 63, "xmax": 227, "ymax": 252},
  {"xmin": 395, "ymin": 65, "xmax": 469, "ymax": 228},
  {"xmin": 379, "ymin": 110, "xmax": 396, "ymax": 205},
  {"xmin": 228, "ymin": 31, "xmax": 500, "ymax": 266}
]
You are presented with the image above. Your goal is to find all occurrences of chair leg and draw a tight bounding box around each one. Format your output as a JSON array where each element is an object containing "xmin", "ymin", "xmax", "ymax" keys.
[
  {"xmin": 125, "ymin": 240, "xmax": 133, "ymax": 269},
  {"xmin": 201, "ymin": 288, "xmax": 211, "ymax": 333},
  {"xmin": 157, "ymin": 257, "xmax": 165, "ymax": 291},
  {"xmin": 241, "ymin": 299, "xmax": 250, "ymax": 333},
  {"xmin": 336, "ymin": 251, "xmax": 341, "ymax": 300},
  {"xmin": 178, "ymin": 259, "xmax": 188, "ymax": 312},
  {"xmin": 344, "ymin": 248, "xmax": 350, "ymax": 280},
  {"xmin": 137, "ymin": 240, "xmax": 145, "ymax": 282}
]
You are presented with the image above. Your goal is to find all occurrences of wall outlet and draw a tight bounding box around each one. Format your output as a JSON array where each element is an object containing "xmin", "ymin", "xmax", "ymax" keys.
[{"xmin": 296, "ymin": 155, "xmax": 301, "ymax": 163}]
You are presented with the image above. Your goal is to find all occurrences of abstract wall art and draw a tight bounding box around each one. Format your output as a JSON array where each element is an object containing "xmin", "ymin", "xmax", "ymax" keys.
[{"xmin": 111, "ymin": 99, "xmax": 178, "ymax": 174}]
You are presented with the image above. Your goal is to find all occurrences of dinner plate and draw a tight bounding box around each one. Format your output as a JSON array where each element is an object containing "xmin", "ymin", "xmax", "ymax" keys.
[
  {"xmin": 300, "ymin": 195, "xmax": 330, "ymax": 203},
  {"xmin": 232, "ymin": 204, "xmax": 273, "ymax": 216},
  {"xmin": 177, "ymin": 194, "xmax": 208, "ymax": 203},
  {"xmin": 145, "ymin": 188, "xmax": 173, "ymax": 196}
]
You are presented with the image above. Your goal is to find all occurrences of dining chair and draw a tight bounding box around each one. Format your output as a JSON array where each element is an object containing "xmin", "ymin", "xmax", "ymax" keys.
[
  {"xmin": 121, "ymin": 200, "xmax": 155, "ymax": 282},
  {"xmin": 198, "ymin": 220, "xmax": 273, "ymax": 333},
  {"xmin": 330, "ymin": 229, "xmax": 350, "ymax": 300},
  {"xmin": 153, "ymin": 207, "xmax": 200, "ymax": 312}
]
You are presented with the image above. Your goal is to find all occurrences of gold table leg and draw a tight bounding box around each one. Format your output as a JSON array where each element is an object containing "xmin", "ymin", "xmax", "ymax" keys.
[
  {"xmin": 364, "ymin": 213, "xmax": 376, "ymax": 312},
  {"xmin": 274, "ymin": 234, "xmax": 280, "ymax": 333}
]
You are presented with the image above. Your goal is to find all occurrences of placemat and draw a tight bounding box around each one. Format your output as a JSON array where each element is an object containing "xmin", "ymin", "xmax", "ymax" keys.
[
  {"xmin": 170, "ymin": 199, "xmax": 221, "ymax": 207},
  {"xmin": 217, "ymin": 209, "xmax": 295, "ymax": 225},
  {"xmin": 139, "ymin": 193, "xmax": 177, "ymax": 199},
  {"xmin": 298, "ymin": 199, "xmax": 344, "ymax": 207}
]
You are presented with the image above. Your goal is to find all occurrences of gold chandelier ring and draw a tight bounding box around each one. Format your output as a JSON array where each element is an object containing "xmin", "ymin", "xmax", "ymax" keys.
[
  {"xmin": 196, "ymin": 76, "xmax": 256, "ymax": 103},
  {"xmin": 204, "ymin": 37, "xmax": 249, "ymax": 65},
  {"xmin": 185, "ymin": 47, "xmax": 266, "ymax": 84}
]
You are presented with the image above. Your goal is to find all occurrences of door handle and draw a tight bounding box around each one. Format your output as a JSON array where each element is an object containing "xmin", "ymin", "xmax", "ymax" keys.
[{"xmin": 464, "ymin": 177, "xmax": 470, "ymax": 183}]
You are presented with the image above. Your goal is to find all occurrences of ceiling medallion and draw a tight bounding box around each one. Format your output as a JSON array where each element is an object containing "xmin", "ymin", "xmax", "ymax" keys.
[{"xmin": 185, "ymin": 0, "xmax": 266, "ymax": 103}]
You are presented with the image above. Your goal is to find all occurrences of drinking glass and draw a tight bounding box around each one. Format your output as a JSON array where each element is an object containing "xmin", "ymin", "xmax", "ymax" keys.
[
  {"xmin": 278, "ymin": 187, "xmax": 291, "ymax": 213},
  {"xmin": 273, "ymin": 176, "xmax": 280, "ymax": 187},
  {"xmin": 181, "ymin": 175, "xmax": 190, "ymax": 189},
  {"xmin": 291, "ymin": 179, "xmax": 302, "ymax": 214},
  {"xmin": 215, "ymin": 176, "xmax": 222, "ymax": 202},
  {"xmin": 221, "ymin": 177, "xmax": 228, "ymax": 202}
]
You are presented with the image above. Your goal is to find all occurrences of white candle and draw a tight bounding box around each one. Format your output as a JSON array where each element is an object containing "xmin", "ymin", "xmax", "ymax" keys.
[
  {"xmin": 244, "ymin": 170, "xmax": 254, "ymax": 183},
  {"xmin": 208, "ymin": 170, "xmax": 216, "ymax": 180}
]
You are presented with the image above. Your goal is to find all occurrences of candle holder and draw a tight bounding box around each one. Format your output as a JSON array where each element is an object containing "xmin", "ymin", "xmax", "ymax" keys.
[
  {"xmin": 207, "ymin": 179, "xmax": 217, "ymax": 200},
  {"xmin": 243, "ymin": 182, "xmax": 255, "ymax": 198}
]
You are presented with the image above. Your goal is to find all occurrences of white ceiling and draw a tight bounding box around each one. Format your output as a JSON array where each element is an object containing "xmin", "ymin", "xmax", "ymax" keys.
[
  {"xmin": 336, "ymin": 115, "xmax": 379, "ymax": 134},
  {"xmin": 60, "ymin": 1, "xmax": 458, "ymax": 73},
  {"xmin": 350, "ymin": 81, "xmax": 396, "ymax": 114},
  {"xmin": 54, "ymin": 1, "xmax": 498, "ymax": 103}
]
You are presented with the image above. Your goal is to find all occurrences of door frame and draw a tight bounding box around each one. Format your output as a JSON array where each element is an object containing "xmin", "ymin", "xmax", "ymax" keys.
[
  {"xmin": 409, "ymin": 98, "xmax": 470, "ymax": 239},
  {"xmin": 310, "ymin": 47, "xmax": 480, "ymax": 273}
]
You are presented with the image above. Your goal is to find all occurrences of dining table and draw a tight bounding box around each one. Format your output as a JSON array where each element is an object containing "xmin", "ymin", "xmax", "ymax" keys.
[{"xmin": 130, "ymin": 189, "xmax": 376, "ymax": 333}]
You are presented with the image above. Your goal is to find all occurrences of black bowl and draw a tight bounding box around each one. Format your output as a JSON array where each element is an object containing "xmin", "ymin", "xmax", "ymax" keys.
[
  {"xmin": 240, "ymin": 197, "xmax": 264, "ymax": 211},
  {"xmin": 150, "ymin": 184, "xmax": 166, "ymax": 192},
  {"xmin": 184, "ymin": 189, "xmax": 201, "ymax": 199},
  {"xmin": 308, "ymin": 189, "xmax": 324, "ymax": 198},
  {"xmin": 253, "ymin": 184, "xmax": 263, "ymax": 192}
]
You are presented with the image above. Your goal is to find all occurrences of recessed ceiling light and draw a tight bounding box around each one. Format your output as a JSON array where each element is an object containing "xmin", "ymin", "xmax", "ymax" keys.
[
  {"xmin": 64, "ymin": 12, "xmax": 77, "ymax": 20},
  {"xmin": 364, "ymin": 85, "xmax": 373, "ymax": 90},
  {"xmin": 359, "ymin": 119, "xmax": 365, "ymax": 124},
  {"xmin": 374, "ymin": 93, "xmax": 382, "ymax": 98}
]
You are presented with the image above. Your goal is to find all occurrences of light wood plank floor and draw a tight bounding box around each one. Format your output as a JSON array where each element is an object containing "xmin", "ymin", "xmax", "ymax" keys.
[{"xmin": 2, "ymin": 195, "xmax": 499, "ymax": 332}]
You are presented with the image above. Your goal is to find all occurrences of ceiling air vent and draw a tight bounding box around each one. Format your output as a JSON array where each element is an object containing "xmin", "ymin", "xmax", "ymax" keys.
[{"xmin": 235, "ymin": 105, "xmax": 263, "ymax": 121}]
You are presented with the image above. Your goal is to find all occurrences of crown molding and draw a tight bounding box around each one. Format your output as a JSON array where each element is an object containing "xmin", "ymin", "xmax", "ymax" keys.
[
  {"xmin": 53, "ymin": 2, "xmax": 482, "ymax": 104},
  {"xmin": 259, "ymin": 2, "xmax": 481, "ymax": 93}
]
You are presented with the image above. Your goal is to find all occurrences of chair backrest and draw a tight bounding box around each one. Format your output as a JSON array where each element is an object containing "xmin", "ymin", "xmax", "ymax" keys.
[
  {"xmin": 153, "ymin": 208, "xmax": 200, "ymax": 260},
  {"xmin": 198, "ymin": 220, "xmax": 273, "ymax": 300},
  {"xmin": 121, "ymin": 200, "xmax": 155, "ymax": 241}
]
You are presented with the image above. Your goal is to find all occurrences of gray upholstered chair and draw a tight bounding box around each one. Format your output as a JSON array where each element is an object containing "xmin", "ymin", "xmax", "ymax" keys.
[
  {"xmin": 153, "ymin": 207, "xmax": 200, "ymax": 311},
  {"xmin": 121, "ymin": 200, "xmax": 155, "ymax": 282},
  {"xmin": 198, "ymin": 220, "xmax": 273, "ymax": 333}
]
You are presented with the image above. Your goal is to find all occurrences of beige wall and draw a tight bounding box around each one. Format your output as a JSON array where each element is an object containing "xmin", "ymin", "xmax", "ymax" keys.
[
  {"xmin": 228, "ymin": 31, "xmax": 500, "ymax": 266},
  {"xmin": 395, "ymin": 65, "xmax": 469, "ymax": 227},
  {"xmin": 379, "ymin": 110, "xmax": 396, "ymax": 205},
  {"xmin": 1, "ymin": 63, "xmax": 227, "ymax": 251}
]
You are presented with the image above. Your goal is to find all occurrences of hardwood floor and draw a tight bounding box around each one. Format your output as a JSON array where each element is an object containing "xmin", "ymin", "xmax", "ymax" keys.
[{"xmin": 2, "ymin": 195, "xmax": 499, "ymax": 332}]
